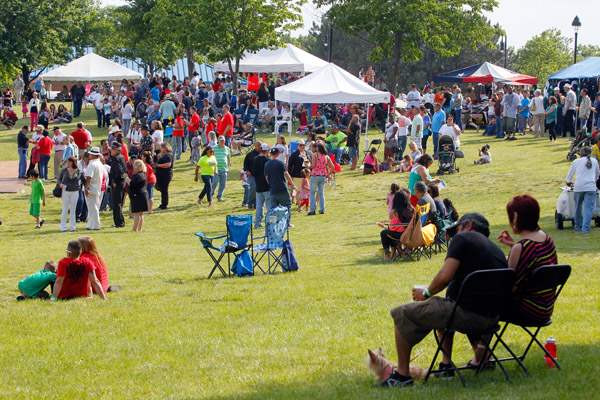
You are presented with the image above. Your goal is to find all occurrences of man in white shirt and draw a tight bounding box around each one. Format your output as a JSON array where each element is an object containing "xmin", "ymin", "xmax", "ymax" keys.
[
  {"xmin": 406, "ymin": 84, "xmax": 422, "ymax": 110},
  {"xmin": 410, "ymin": 106, "xmax": 424, "ymax": 151},
  {"xmin": 84, "ymin": 147, "xmax": 104, "ymax": 230},
  {"xmin": 52, "ymin": 127, "xmax": 66, "ymax": 180},
  {"xmin": 87, "ymin": 89, "xmax": 105, "ymax": 128},
  {"xmin": 501, "ymin": 86, "xmax": 520, "ymax": 140},
  {"xmin": 563, "ymin": 83, "xmax": 577, "ymax": 137}
]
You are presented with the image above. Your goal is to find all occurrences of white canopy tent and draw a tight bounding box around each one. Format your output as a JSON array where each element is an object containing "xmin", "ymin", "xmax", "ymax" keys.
[
  {"xmin": 213, "ymin": 43, "xmax": 328, "ymax": 74},
  {"xmin": 275, "ymin": 63, "xmax": 390, "ymax": 141},
  {"xmin": 41, "ymin": 52, "xmax": 143, "ymax": 81}
]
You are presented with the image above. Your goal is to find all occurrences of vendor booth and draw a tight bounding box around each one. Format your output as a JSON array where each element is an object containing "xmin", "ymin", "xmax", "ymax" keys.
[
  {"xmin": 41, "ymin": 52, "xmax": 143, "ymax": 82},
  {"xmin": 548, "ymin": 57, "xmax": 600, "ymax": 98}
]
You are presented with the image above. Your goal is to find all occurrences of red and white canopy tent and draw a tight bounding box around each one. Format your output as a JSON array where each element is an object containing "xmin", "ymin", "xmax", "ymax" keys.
[{"xmin": 433, "ymin": 62, "xmax": 538, "ymax": 85}]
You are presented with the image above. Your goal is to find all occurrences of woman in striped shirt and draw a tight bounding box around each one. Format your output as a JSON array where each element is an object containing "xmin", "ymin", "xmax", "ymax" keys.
[{"xmin": 498, "ymin": 195, "xmax": 558, "ymax": 324}]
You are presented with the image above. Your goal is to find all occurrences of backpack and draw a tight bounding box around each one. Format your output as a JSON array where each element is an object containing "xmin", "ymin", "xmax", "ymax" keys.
[
  {"xmin": 231, "ymin": 250, "xmax": 254, "ymax": 277},
  {"xmin": 281, "ymin": 240, "xmax": 299, "ymax": 272}
]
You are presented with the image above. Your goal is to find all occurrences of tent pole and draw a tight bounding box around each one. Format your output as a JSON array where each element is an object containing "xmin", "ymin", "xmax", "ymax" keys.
[
  {"xmin": 365, "ymin": 102, "xmax": 369, "ymax": 149},
  {"xmin": 289, "ymin": 102, "xmax": 293, "ymax": 137}
]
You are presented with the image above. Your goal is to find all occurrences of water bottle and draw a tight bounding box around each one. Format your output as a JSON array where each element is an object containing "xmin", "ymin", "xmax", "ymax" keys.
[{"xmin": 544, "ymin": 337, "xmax": 557, "ymax": 368}]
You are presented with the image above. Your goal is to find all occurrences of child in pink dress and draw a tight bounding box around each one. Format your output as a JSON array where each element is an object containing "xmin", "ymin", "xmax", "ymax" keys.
[{"xmin": 297, "ymin": 168, "xmax": 311, "ymax": 211}]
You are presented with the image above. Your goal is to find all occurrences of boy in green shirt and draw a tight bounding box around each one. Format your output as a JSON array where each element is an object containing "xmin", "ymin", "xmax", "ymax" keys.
[
  {"xmin": 325, "ymin": 126, "xmax": 347, "ymax": 163},
  {"xmin": 29, "ymin": 170, "xmax": 45, "ymax": 228},
  {"xmin": 17, "ymin": 261, "xmax": 57, "ymax": 300}
]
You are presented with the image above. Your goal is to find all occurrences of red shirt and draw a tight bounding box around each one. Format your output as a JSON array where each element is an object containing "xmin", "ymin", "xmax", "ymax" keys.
[
  {"xmin": 145, "ymin": 162, "xmax": 157, "ymax": 185},
  {"xmin": 121, "ymin": 143, "xmax": 129, "ymax": 162},
  {"xmin": 80, "ymin": 252, "xmax": 109, "ymax": 293},
  {"xmin": 189, "ymin": 113, "xmax": 200, "ymax": 133},
  {"xmin": 71, "ymin": 128, "xmax": 90, "ymax": 149},
  {"xmin": 212, "ymin": 81, "xmax": 223, "ymax": 92},
  {"xmin": 218, "ymin": 112, "xmax": 234, "ymax": 137},
  {"xmin": 37, "ymin": 136, "xmax": 53, "ymax": 156},
  {"xmin": 56, "ymin": 257, "xmax": 94, "ymax": 299},
  {"xmin": 173, "ymin": 116, "xmax": 185, "ymax": 137}
]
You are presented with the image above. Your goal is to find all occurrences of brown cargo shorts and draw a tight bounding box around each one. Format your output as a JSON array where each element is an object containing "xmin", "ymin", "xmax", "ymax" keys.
[{"xmin": 390, "ymin": 297, "xmax": 497, "ymax": 347}]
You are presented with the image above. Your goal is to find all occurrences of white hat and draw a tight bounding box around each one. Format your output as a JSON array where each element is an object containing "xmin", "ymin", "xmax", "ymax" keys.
[
  {"xmin": 261, "ymin": 143, "xmax": 270, "ymax": 151},
  {"xmin": 88, "ymin": 147, "xmax": 101, "ymax": 156}
]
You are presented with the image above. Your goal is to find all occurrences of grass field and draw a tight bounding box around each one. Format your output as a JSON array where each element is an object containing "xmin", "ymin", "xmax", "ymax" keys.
[{"xmin": 0, "ymin": 106, "xmax": 599, "ymax": 399}]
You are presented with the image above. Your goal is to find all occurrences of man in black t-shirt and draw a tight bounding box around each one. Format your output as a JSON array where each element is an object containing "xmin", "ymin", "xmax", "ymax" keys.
[
  {"xmin": 380, "ymin": 213, "xmax": 507, "ymax": 388},
  {"xmin": 264, "ymin": 148, "xmax": 296, "ymax": 227},
  {"xmin": 252, "ymin": 144, "xmax": 270, "ymax": 228},
  {"xmin": 243, "ymin": 142, "xmax": 261, "ymax": 209}
]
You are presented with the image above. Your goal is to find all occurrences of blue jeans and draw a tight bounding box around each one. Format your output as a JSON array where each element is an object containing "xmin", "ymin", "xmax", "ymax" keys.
[
  {"xmin": 38, "ymin": 154, "xmax": 50, "ymax": 180},
  {"xmin": 173, "ymin": 136, "xmax": 183, "ymax": 160},
  {"xmin": 309, "ymin": 175, "xmax": 326, "ymax": 213},
  {"xmin": 212, "ymin": 170, "xmax": 228, "ymax": 200},
  {"xmin": 95, "ymin": 108, "xmax": 103, "ymax": 127},
  {"xmin": 432, "ymin": 132, "xmax": 439, "ymax": 158},
  {"xmin": 574, "ymin": 191, "xmax": 596, "ymax": 233},
  {"xmin": 255, "ymin": 191, "xmax": 270, "ymax": 227},
  {"xmin": 495, "ymin": 117, "xmax": 504, "ymax": 138},
  {"xmin": 244, "ymin": 175, "xmax": 256, "ymax": 207},
  {"xmin": 397, "ymin": 136, "xmax": 408, "ymax": 158},
  {"xmin": 18, "ymin": 148, "xmax": 27, "ymax": 178},
  {"xmin": 453, "ymin": 109, "xmax": 462, "ymax": 129}
]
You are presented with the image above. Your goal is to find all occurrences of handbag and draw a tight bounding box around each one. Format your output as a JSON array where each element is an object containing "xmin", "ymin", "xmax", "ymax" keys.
[
  {"xmin": 400, "ymin": 212, "xmax": 424, "ymax": 248},
  {"xmin": 52, "ymin": 184, "xmax": 62, "ymax": 198}
]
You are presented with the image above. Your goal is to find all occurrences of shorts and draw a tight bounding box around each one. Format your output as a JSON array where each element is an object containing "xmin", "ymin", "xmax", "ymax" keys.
[
  {"xmin": 29, "ymin": 203, "xmax": 41, "ymax": 217},
  {"xmin": 390, "ymin": 297, "xmax": 497, "ymax": 347},
  {"xmin": 147, "ymin": 184, "xmax": 154, "ymax": 200}
]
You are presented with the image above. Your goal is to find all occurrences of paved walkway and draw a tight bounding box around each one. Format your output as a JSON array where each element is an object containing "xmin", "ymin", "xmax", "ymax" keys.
[{"xmin": 0, "ymin": 161, "xmax": 24, "ymax": 193}]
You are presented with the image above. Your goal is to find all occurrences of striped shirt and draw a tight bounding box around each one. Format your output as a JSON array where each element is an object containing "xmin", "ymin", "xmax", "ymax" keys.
[{"xmin": 514, "ymin": 236, "xmax": 558, "ymax": 324}]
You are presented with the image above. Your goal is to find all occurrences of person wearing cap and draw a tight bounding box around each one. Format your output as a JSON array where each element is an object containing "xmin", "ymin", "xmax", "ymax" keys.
[
  {"xmin": 212, "ymin": 136, "xmax": 231, "ymax": 201},
  {"xmin": 252, "ymin": 143, "xmax": 271, "ymax": 228},
  {"xmin": 265, "ymin": 147, "xmax": 296, "ymax": 225},
  {"xmin": 52, "ymin": 127, "xmax": 66, "ymax": 180},
  {"xmin": 84, "ymin": 147, "xmax": 104, "ymax": 230},
  {"xmin": 288, "ymin": 139, "xmax": 309, "ymax": 195},
  {"xmin": 381, "ymin": 213, "xmax": 507, "ymax": 387},
  {"xmin": 107, "ymin": 141, "xmax": 128, "ymax": 228}
]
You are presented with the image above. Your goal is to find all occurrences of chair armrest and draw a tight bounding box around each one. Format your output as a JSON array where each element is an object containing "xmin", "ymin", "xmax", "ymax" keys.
[{"xmin": 195, "ymin": 232, "xmax": 227, "ymax": 241}]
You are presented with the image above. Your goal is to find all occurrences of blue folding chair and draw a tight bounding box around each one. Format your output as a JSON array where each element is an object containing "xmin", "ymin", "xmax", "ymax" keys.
[
  {"xmin": 195, "ymin": 214, "xmax": 254, "ymax": 278},
  {"xmin": 253, "ymin": 207, "xmax": 289, "ymax": 274}
]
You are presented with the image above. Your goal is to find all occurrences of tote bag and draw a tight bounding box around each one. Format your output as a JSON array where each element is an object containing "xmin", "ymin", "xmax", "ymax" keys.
[{"xmin": 400, "ymin": 213, "xmax": 424, "ymax": 248}]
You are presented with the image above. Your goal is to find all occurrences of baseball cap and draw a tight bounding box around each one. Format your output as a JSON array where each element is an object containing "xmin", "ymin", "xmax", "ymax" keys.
[
  {"xmin": 218, "ymin": 135, "xmax": 226, "ymax": 141},
  {"xmin": 297, "ymin": 139, "xmax": 306, "ymax": 146},
  {"xmin": 261, "ymin": 143, "xmax": 270, "ymax": 151},
  {"xmin": 111, "ymin": 141, "xmax": 122, "ymax": 149},
  {"xmin": 269, "ymin": 147, "xmax": 281, "ymax": 155}
]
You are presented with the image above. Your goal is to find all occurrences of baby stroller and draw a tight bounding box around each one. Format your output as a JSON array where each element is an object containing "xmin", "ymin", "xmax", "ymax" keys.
[
  {"xmin": 566, "ymin": 132, "xmax": 592, "ymax": 161},
  {"xmin": 437, "ymin": 135, "xmax": 459, "ymax": 174}
]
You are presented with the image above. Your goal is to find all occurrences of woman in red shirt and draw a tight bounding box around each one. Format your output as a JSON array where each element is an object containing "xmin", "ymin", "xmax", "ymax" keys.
[
  {"xmin": 377, "ymin": 190, "xmax": 414, "ymax": 260},
  {"xmin": 79, "ymin": 236, "xmax": 110, "ymax": 294},
  {"xmin": 143, "ymin": 152, "xmax": 157, "ymax": 212},
  {"xmin": 36, "ymin": 131, "xmax": 53, "ymax": 180},
  {"xmin": 173, "ymin": 111, "xmax": 187, "ymax": 160}
]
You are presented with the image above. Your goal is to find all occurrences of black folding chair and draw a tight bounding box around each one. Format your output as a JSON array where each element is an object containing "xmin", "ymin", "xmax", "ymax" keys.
[
  {"xmin": 489, "ymin": 265, "xmax": 571, "ymax": 376},
  {"xmin": 424, "ymin": 268, "xmax": 516, "ymax": 386},
  {"xmin": 363, "ymin": 138, "xmax": 382, "ymax": 158}
]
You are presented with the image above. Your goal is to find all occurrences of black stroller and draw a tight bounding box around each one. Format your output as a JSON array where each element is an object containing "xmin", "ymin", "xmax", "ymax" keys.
[
  {"xmin": 437, "ymin": 135, "xmax": 460, "ymax": 174},
  {"xmin": 566, "ymin": 132, "xmax": 592, "ymax": 161}
]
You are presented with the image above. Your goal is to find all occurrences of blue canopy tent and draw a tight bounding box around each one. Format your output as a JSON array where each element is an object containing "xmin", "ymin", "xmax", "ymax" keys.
[{"xmin": 547, "ymin": 57, "xmax": 600, "ymax": 97}]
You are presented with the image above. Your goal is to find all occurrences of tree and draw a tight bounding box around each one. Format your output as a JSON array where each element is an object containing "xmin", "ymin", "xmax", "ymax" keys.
[
  {"xmin": 0, "ymin": 0, "xmax": 95, "ymax": 87},
  {"xmin": 317, "ymin": 0, "xmax": 500, "ymax": 93},
  {"xmin": 154, "ymin": 0, "xmax": 304, "ymax": 93},
  {"xmin": 513, "ymin": 29, "xmax": 571, "ymax": 85},
  {"xmin": 578, "ymin": 44, "xmax": 600, "ymax": 59}
]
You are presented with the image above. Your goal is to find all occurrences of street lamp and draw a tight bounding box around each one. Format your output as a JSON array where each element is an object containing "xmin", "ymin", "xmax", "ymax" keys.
[
  {"xmin": 499, "ymin": 35, "xmax": 507, "ymax": 68},
  {"xmin": 572, "ymin": 16, "xmax": 581, "ymax": 64}
]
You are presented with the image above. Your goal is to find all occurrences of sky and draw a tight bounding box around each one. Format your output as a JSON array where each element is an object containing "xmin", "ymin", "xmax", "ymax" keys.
[{"xmin": 101, "ymin": 0, "xmax": 600, "ymax": 49}]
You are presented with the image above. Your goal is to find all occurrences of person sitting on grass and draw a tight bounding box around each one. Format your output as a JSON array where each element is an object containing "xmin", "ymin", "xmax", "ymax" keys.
[
  {"xmin": 52, "ymin": 240, "xmax": 106, "ymax": 301},
  {"xmin": 363, "ymin": 147, "xmax": 379, "ymax": 175},
  {"xmin": 17, "ymin": 261, "xmax": 56, "ymax": 301},
  {"xmin": 396, "ymin": 154, "xmax": 413, "ymax": 173},
  {"xmin": 79, "ymin": 236, "xmax": 113, "ymax": 294},
  {"xmin": 408, "ymin": 141, "xmax": 422, "ymax": 164},
  {"xmin": 377, "ymin": 189, "xmax": 413, "ymax": 260},
  {"xmin": 378, "ymin": 213, "xmax": 507, "ymax": 387},
  {"xmin": 29, "ymin": 170, "xmax": 45, "ymax": 229},
  {"xmin": 474, "ymin": 144, "xmax": 492, "ymax": 165}
]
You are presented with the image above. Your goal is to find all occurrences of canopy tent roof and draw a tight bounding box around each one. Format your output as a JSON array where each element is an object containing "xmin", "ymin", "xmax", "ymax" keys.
[
  {"xmin": 433, "ymin": 62, "xmax": 538, "ymax": 85},
  {"xmin": 549, "ymin": 57, "xmax": 600, "ymax": 80},
  {"xmin": 275, "ymin": 63, "xmax": 390, "ymax": 104},
  {"xmin": 213, "ymin": 43, "xmax": 328, "ymax": 74},
  {"xmin": 41, "ymin": 52, "xmax": 143, "ymax": 81}
]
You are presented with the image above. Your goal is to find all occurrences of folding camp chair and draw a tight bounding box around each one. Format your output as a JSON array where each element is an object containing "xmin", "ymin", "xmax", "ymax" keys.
[
  {"xmin": 363, "ymin": 138, "xmax": 382, "ymax": 158},
  {"xmin": 488, "ymin": 265, "xmax": 571, "ymax": 376},
  {"xmin": 252, "ymin": 206, "xmax": 289, "ymax": 274},
  {"xmin": 195, "ymin": 214, "xmax": 254, "ymax": 278},
  {"xmin": 424, "ymin": 269, "xmax": 516, "ymax": 386}
]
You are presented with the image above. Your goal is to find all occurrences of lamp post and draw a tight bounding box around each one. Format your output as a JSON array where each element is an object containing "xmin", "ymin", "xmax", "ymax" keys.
[
  {"xmin": 572, "ymin": 16, "xmax": 581, "ymax": 64},
  {"xmin": 499, "ymin": 35, "xmax": 507, "ymax": 68}
]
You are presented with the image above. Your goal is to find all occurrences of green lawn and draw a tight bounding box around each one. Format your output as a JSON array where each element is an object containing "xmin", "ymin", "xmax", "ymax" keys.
[{"xmin": 0, "ymin": 107, "xmax": 599, "ymax": 399}]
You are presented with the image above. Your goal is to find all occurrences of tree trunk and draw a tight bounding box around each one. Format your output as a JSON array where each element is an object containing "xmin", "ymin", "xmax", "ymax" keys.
[
  {"xmin": 186, "ymin": 48, "xmax": 195, "ymax": 79},
  {"xmin": 228, "ymin": 57, "xmax": 240, "ymax": 96},
  {"xmin": 21, "ymin": 64, "xmax": 31, "ymax": 90},
  {"xmin": 387, "ymin": 33, "xmax": 402, "ymax": 95}
]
